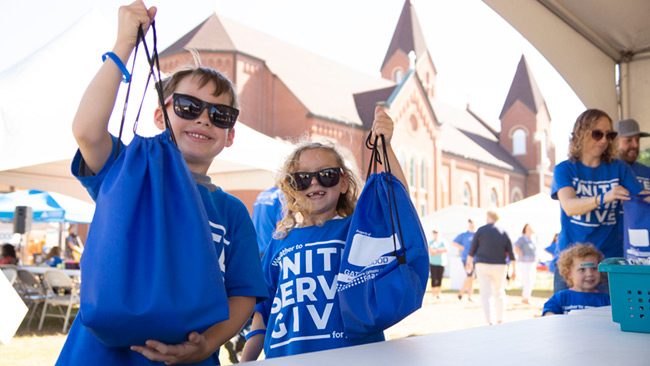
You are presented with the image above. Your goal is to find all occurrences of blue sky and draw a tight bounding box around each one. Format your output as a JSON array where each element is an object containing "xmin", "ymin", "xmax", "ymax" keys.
[{"xmin": 0, "ymin": 0, "xmax": 585, "ymax": 161}]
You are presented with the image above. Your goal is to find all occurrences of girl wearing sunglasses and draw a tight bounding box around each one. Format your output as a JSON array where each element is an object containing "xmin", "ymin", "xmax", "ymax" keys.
[
  {"xmin": 551, "ymin": 109, "xmax": 647, "ymax": 294},
  {"xmin": 241, "ymin": 106, "xmax": 408, "ymax": 360}
]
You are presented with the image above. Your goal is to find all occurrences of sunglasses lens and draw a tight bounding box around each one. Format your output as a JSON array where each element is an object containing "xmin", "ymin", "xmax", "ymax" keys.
[
  {"xmin": 174, "ymin": 96, "xmax": 202, "ymax": 119},
  {"xmin": 606, "ymin": 132, "xmax": 618, "ymax": 141},
  {"xmin": 289, "ymin": 173, "xmax": 312, "ymax": 191},
  {"xmin": 317, "ymin": 168, "xmax": 341, "ymax": 187},
  {"xmin": 208, "ymin": 105, "xmax": 237, "ymax": 129},
  {"xmin": 592, "ymin": 130, "xmax": 604, "ymax": 141}
]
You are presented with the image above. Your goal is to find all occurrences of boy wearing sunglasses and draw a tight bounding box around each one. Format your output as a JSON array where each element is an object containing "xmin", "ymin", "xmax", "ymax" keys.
[{"xmin": 61, "ymin": 1, "xmax": 267, "ymax": 365}]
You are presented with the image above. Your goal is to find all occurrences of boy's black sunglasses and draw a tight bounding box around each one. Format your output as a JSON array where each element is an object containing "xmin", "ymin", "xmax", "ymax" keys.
[
  {"xmin": 164, "ymin": 93, "xmax": 239, "ymax": 129},
  {"xmin": 591, "ymin": 129, "xmax": 618, "ymax": 142},
  {"xmin": 288, "ymin": 167, "xmax": 344, "ymax": 191}
]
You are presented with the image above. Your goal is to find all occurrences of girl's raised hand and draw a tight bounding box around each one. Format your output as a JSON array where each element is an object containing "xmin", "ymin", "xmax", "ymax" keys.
[
  {"xmin": 371, "ymin": 105, "xmax": 395, "ymax": 147},
  {"xmin": 116, "ymin": 0, "xmax": 157, "ymax": 51}
]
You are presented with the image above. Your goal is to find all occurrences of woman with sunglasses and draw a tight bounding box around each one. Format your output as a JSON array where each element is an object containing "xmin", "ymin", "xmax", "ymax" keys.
[
  {"xmin": 240, "ymin": 106, "xmax": 408, "ymax": 361},
  {"xmin": 551, "ymin": 109, "xmax": 645, "ymax": 293}
]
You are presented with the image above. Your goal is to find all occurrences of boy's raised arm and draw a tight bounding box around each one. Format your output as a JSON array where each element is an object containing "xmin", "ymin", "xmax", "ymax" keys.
[{"xmin": 72, "ymin": 0, "xmax": 156, "ymax": 174}]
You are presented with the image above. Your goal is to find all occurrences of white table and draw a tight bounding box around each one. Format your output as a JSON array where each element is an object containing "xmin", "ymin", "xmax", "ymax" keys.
[
  {"xmin": 19, "ymin": 265, "xmax": 81, "ymax": 278},
  {"xmin": 248, "ymin": 306, "xmax": 650, "ymax": 365}
]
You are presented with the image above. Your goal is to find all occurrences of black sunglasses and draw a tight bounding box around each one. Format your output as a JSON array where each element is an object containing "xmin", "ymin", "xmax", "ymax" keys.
[
  {"xmin": 288, "ymin": 167, "xmax": 344, "ymax": 191},
  {"xmin": 591, "ymin": 129, "xmax": 617, "ymax": 142},
  {"xmin": 165, "ymin": 93, "xmax": 239, "ymax": 129}
]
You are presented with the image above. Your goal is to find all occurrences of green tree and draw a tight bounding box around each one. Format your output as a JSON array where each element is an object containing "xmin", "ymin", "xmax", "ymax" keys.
[{"xmin": 638, "ymin": 148, "xmax": 650, "ymax": 166}]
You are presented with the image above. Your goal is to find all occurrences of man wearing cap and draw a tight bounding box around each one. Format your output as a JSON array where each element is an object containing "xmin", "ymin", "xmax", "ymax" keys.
[{"xmin": 614, "ymin": 118, "xmax": 650, "ymax": 190}]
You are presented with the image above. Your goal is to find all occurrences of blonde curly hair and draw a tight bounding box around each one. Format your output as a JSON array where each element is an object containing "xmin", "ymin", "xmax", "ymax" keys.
[
  {"xmin": 275, "ymin": 141, "xmax": 360, "ymax": 239},
  {"xmin": 568, "ymin": 109, "xmax": 617, "ymax": 163},
  {"xmin": 557, "ymin": 243, "xmax": 603, "ymax": 287}
]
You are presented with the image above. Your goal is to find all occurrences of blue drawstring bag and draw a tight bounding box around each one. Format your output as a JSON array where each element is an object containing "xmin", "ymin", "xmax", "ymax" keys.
[
  {"xmin": 622, "ymin": 194, "xmax": 650, "ymax": 260},
  {"xmin": 78, "ymin": 25, "xmax": 229, "ymax": 347},
  {"xmin": 337, "ymin": 134, "xmax": 429, "ymax": 338}
]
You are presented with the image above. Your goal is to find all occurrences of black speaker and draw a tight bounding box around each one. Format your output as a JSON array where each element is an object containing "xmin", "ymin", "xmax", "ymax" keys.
[{"xmin": 13, "ymin": 206, "xmax": 33, "ymax": 234}]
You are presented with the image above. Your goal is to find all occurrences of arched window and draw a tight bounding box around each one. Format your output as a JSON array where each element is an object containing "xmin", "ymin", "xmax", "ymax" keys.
[
  {"xmin": 513, "ymin": 129, "xmax": 526, "ymax": 155},
  {"xmin": 490, "ymin": 189, "xmax": 498, "ymax": 207},
  {"xmin": 462, "ymin": 183, "xmax": 472, "ymax": 206},
  {"xmin": 420, "ymin": 159, "xmax": 427, "ymax": 189},
  {"xmin": 511, "ymin": 189, "xmax": 523, "ymax": 203},
  {"xmin": 420, "ymin": 203, "xmax": 427, "ymax": 216},
  {"xmin": 410, "ymin": 157, "xmax": 417, "ymax": 187},
  {"xmin": 394, "ymin": 69, "xmax": 404, "ymax": 84}
]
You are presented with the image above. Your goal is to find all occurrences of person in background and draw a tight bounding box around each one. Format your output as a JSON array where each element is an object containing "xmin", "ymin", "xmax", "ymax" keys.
[
  {"xmin": 466, "ymin": 210, "xmax": 515, "ymax": 325},
  {"xmin": 44, "ymin": 246, "xmax": 64, "ymax": 268},
  {"xmin": 513, "ymin": 223, "xmax": 537, "ymax": 304},
  {"xmin": 65, "ymin": 226, "xmax": 84, "ymax": 261},
  {"xmin": 614, "ymin": 118, "xmax": 650, "ymax": 190},
  {"xmin": 544, "ymin": 233, "xmax": 559, "ymax": 274},
  {"xmin": 0, "ymin": 243, "xmax": 18, "ymax": 265},
  {"xmin": 543, "ymin": 243, "xmax": 610, "ymax": 315},
  {"xmin": 452, "ymin": 219, "xmax": 476, "ymax": 301},
  {"xmin": 551, "ymin": 109, "xmax": 646, "ymax": 294},
  {"xmin": 427, "ymin": 228, "xmax": 448, "ymax": 299},
  {"xmin": 251, "ymin": 186, "xmax": 285, "ymax": 257}
]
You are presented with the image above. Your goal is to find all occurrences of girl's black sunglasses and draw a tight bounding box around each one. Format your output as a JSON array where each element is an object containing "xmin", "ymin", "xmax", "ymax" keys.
[
  {"xmin": 165, "ymin": 93, "xmax": 239, "ymax": 129},
  {"xmin": 288, "ymin": 167, "xmax": 344, "ymax": 191}
]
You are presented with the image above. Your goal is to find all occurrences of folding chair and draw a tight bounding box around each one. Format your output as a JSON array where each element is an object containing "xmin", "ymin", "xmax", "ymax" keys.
[
  {"xmin": 1, "ymin": 267, "xmax": 17, "ymax": 285},
  {"xmin": 16, "ymin": 269, "xmax": 47, "ymax": 329},
  {"xmin": 39, "ymin": 270, "xmax": 79, "ymax": 333}
]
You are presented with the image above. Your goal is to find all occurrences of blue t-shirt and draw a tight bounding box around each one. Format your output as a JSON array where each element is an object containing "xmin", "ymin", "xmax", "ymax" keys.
[
  {"xmin": 428, "ymin": 239, "xmax": 447, "ymax": 266},
  {"xmin": 453, "ymin": 231, "xmax": 474, "ymax": 262},
  {"xmin": 252, "ymin": 187, "xmax": 285, "ymax": 255},
  {"xmin": 57, "ymin": 137, "xmax": 268, "ymax": 366},
  {"xmin": 551, "ymin": 159, "xmax": 643, "ymax": 259},
  {"xmin": 256, "ymin": 216, "xmax": 384, "ymax": 358},
  {"xmin": 542, "ymin": 289, "xmax": 611, "ymax": 315},
  {"xmin": 631, "ymin": 161, "xmax": 650, "ymax": 191}
]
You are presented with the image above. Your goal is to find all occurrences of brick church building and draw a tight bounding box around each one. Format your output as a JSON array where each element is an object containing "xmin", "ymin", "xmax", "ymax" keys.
[{"xmin": 158, "ymin": 1, "xmax": 555, "ymax": 215}]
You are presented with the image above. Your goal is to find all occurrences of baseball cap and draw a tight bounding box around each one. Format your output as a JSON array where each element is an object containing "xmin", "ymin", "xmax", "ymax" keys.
[{"xmin": 614, "ymin": 119, "xmax": 650, "ymax": 138}]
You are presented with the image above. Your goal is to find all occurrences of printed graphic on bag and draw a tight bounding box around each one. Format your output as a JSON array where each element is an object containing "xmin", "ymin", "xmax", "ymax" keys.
[{"xmin": 337, "ymin": 232, "xmax": 400, "ymax": 291}]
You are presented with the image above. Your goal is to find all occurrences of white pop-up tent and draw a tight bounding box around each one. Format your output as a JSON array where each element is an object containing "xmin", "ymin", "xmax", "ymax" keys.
[
  {"xmin": 483, "ymin": 0, "xmax": 650, "ymax": 149},
  {"xmin": 0, "ymin": 10, "xmax": 293, "ymax": 202}
]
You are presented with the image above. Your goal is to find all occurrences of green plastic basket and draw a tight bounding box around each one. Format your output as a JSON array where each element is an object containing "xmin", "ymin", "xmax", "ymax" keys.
[{"xmin": 599, "ymin": 257, "xmax": 650, "ymax": 333}]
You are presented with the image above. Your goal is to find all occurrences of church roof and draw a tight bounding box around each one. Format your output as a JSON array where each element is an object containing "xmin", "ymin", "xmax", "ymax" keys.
[
  {"xmin": 160, "ymin": 14, "xmax": 394, "ymax": 127},
  {"xmin": 381, "ymin": 0, "xmax": 429, "ymax": 70},
  {"xmin": 499, "ymin": 55, "xmax": 547, "ymax": 119},
  {"xmin": 431, "ymin": 99, "xmax": 527, "ymax": 173}
]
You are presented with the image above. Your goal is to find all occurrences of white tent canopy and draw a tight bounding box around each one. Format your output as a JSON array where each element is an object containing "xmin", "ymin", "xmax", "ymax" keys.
[
  {"xmin": 0, "ymin": 10, "xmax": 293, "ymax": 202},
  {"xmin": 483, "ymin": 0, "xmax": 650, "ymax": 150}
]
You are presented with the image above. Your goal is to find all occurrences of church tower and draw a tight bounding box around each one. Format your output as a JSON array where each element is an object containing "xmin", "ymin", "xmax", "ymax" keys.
[
  {"xmin": 380, "ymin": 0, "xmax": 435, "ymax": 97},
  {"xmin": 499, "ymin": 55, "xmax": 556, "ymax": 196}
]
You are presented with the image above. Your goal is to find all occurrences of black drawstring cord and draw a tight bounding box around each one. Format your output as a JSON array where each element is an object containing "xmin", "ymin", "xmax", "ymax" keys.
[
  {"xmin": 114, "ymin": 21, "xmax": 175, "ymax": 160},
  {"xmin": 365, "ymin": 132, "xmax": 407, "ymax": 264}
]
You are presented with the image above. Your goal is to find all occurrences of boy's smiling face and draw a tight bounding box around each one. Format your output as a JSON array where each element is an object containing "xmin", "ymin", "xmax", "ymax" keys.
[
  {"xmin": 568, "ymin": 254, "xmax": 601, "ymax": 292},
  {"xmin": 155, "ymin": 75, "xmax": 234, "ymax": 174}
]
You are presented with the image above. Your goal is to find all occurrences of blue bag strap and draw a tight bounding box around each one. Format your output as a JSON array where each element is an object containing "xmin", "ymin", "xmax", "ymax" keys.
[
  {"xmin": 114, "ymin": 22, "xmax": 176, "ymax": 158},
  {"xmin": 365, "ymin": 132, "xmax": 407, "ymax": 265}
]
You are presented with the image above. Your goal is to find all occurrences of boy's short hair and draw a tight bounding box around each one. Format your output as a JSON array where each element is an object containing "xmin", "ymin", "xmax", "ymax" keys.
[
  {"xmin": 557, "ymin": 243, "xmax": 603, "ymax": 287},
  {"xmin": 160, "ymin": 54, "xmax": 239, "ymax": 109}
]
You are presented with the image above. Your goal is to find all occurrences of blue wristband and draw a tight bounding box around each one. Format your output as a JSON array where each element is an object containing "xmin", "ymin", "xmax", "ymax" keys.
[
  {"xmin": 600, "ymin": 192, "xmax": 605, "ymax": 207},
  {"xmin": 102, "ymin": 52, "xmax": 131, "ymax": 83},
  {"xmin": 245, "ymin": 329, "xmax": 266, "ymax": 341}
]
